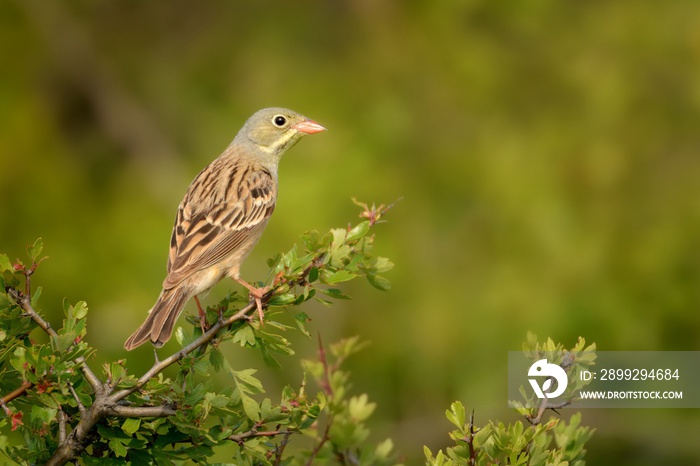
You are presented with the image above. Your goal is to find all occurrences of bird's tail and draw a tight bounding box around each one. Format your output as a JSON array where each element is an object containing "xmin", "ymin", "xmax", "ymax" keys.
[{"xmin": 124, "ymin": 287, "xmax": 190, "ymax": 350}]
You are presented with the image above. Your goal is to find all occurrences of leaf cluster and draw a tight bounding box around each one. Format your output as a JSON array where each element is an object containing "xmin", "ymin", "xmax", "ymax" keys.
[
  {"xmin": 425, "ymin": 402, "xmax": 593, "ymax": 466},
  {"xmin": 0, "ymin": 204, "xmax": 398, "ymax": 465},
  {"xmin": 425, "ymin": 335, "xmax": 596, "ymax": 466},
  {"xmin": 0, "ymin": 207, "xmax": 593, "ymax": 466},
  {"xmin": 510, "ymin": 333, "xmax": 597, "ymax": 420}
]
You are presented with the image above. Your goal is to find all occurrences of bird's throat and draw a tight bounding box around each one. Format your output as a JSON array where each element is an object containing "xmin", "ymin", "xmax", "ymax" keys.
[{"xmin": 260, "ymin": 130, "xmax": 301, "ymax": 156}]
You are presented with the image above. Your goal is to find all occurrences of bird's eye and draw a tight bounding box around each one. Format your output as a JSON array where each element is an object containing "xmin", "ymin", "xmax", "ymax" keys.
[{"xmin": 272, "ymin": 115, "xmax": 287, "ymax": 127}]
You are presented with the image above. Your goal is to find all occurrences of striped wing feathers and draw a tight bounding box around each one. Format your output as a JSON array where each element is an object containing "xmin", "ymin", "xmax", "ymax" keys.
[{"xmin": 163, "ymin": 159, "xmax": 276, "ymax": 289}]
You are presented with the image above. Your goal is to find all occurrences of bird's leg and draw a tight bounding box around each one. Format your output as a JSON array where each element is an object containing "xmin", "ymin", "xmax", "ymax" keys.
[
  {"xmin": 194, "ymin": 295, "xmax": 207, "ymax": 333},
  {"xmin": 234, "ymin": 278, "xmax": 269, "ymax": 323}
]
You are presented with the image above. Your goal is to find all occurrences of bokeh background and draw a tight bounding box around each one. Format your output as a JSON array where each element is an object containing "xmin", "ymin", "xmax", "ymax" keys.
[{"xmin": 2, "ymin": 1, "xmax": 699, "ymax": 464}]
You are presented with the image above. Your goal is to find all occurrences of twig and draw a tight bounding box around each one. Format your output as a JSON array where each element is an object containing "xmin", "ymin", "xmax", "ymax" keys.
[
  {"xmin": 305, "ymin": 416, "xmax": 332, "ymax": 466},
  {"xmin": 1, "ymin": 381, "xmax": 33, "ymax": 405},
  {"xmin": 9, "ymin": 288, "xmax": 102, "ymax": 393},
  {"xmin": 303, "ymin": 336, "xmax": 337, "ymax": 465},
  {"xmin": 316, "ymin": 335, "xmax": 333, "ymax": 397},
  {"xmin": 109, "ymin": 300, "xmax": 257, "ymax": 402},
  {"xmin": 57, "ymin": 410, "xmax": 67, "ymax": 443},
  {"xmin": 7, "ymin": 287, "xmax": 58, "ymax": 338},
  {"xmin": 44, "ymin": 300, "xmax": 260, "ymax": 465},
  {"xmin": 67, "ymin": 382, "xmax": 85, "ymax": 413},
  {"xmin": 228, "ymin": 428, "xmax": 293, "ymax": 444},
  {"xmin": 76, "ymin": 357, "xmax": 102, "ymax": 392},
  {"xmin": 272, "ymin": 430, "xmax": 292, "ymax": 466},
  {"xmin": 108, "ymin": 404, "xmax": 177, "ymax": 418},
  {"xmin": 24, "ymin": 264, "xmax": 32, "ymax": 297},
  {"xmin": 352, "ymin": 197, "xmax": 402, "ymax": 226},
  {"xmin": 0, "ymin": 399, "xmax": 12, "ymax": 417},
  {"xmin": 467, "ymin": 409, "xmax": 478, "ymax": 465},
  {"xmin": 526, "ymin": 398, "xmax": 571, "ymax": 425}
]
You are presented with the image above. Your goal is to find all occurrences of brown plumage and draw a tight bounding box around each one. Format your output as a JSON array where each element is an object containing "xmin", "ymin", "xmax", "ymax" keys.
[{"xmin": 125, "ymin": 108, "xmax": 325, "ymax": 350}]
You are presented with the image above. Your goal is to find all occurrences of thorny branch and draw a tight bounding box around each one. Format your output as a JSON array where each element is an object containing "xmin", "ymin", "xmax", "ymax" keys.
[
  {"xmin": 44, "ymin": 299, "xmax": 262, "ymax": 466},
  {"xmin": 304, "ymin": 337, "xmax": 335, "ymax": 466},
  {"xmin": 1, "ymin": 203, "xmax": 392, "ymax": 464},
  {"xmin": 228, "ymin": 428, "xmax": 293, "ymax": 444},
  {"xmin": 4, "ymin": 272, "xmax": 266, "ymax": 465},
  {"xmin": 526, "ymin": 353, "xmax": 575, "ymax": 425}
]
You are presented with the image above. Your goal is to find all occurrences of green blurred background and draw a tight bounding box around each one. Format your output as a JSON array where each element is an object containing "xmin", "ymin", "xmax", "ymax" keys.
[{"xmin": 1, "ymin": 1, "xmax": 699, "ymax": 464}]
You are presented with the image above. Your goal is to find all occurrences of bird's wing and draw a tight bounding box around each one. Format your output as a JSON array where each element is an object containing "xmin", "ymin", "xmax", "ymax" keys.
[{"xmin": 163, "ymin": 165, "xmax": 276, "ymax": 289}]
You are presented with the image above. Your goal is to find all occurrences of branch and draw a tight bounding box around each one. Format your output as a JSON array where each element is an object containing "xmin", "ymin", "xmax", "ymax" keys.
[
  {"xmin": 272, "ymin": 430, "xmax": 292, "ymax": 466},
  {"xmin": 76, "ymin": 357, "xmax": 102, "ymax": 392},
  {"xmin": 228, "ymin": 428, "xmax": 293, "ymax": 444},
  {"xmin": 57, "ymin": 410, "xmax": 67, "ymax": 443},
  {"xmin": 526, "ymin": 398, "xmax": 571, "ymax": 425},
  {"xmin": 45, "ymin": 389, "xmax": 111, "ymax": 466},
  {"xmin": 32, "ymin": 202, "xmax": 392, "ymax": 464},
  {"xmin": 7, "ymin": 287, "xmax": 58, "ymax": 338},
  {"xmin": 45, "ymin": 300, "xmax": 260, "ymax": 465},
  {"xmin": 1, "ymin": 381, "xmax": 33, "ymax": 405},
  {"xmin": 467, "ymin": 409, "xmax": 478, "ymax": 463},
  {"xmin": 10, "ymin": 289, "xmax": 102, "ymax": 388},
  {"xmin": 5, "ymin": 289, "xmax": 102, "ymax": 402},
  {"xmin": 305, "ymin": 416, "xmax": 332, "ymax": 466},
  {"xmin": 316, "ymin": 335, "xmax": 333, "ymax": 397},
  {"xmin": 67, "ymin": 382, "xmax": 85, "ymax": 413},
  {"xmin": 108, "ymin": 404, "xmax": 177, "ymax": 418},
  {"xmin": 109, "ymin": 300, "xmax": 257, "ymax": 402}
]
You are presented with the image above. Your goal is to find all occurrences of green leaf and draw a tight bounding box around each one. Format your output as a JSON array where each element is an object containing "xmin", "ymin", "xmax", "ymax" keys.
[
  {"xmin": 330, "ymin": 228, "xmax": 347, "ymax": 248},
  {"xmin": 348, "ymin": 394, "xmax": 376, "ymax": 421},
  {"xmin": 241, "ymin": 393, "xmax": 260, "ymax": 422},
  {"xmin": 260, "ymin": 344, "xmax": 283, "ymax": 369},
  {"xmin": 294, "ymin": 312, "xmax": 311, "ymax": 337},
  {"xmin": 175, "ymin": 326, "xmax": 185, "ymax": 346},
  {"xmin": 30, "ymin": 286, "xmax": 42, "ymax": 307},
  {"xmin": 204, "ymin": 392, "xmax": 230, "ymax": 409},
  {"xmin": 126, "ymin": 449, "xmax": 151, "ymax": 464},
  {"xmin": 473, "ymin": 423, "xmax": 492, "ymax": 447},
  {"xmin": 10, "ymin": 347, "xmax": 27, "ymax": 376},
  {"xmin": 108, "ymin": 438, "xmax": 128, "ymax": 457},
  {"xmin": 70, "ymin": 301, "xmax": 89, "ymax": 319},
  {"xmin": 314, "ymin": 297, "xmax": 334, "ymax": 307},
  {"xmin": 345, "ymin": 221, "xmax": 371, "ymax": 242},
  {"xmin": 234, "ymin": 368, "xmax": 265, "ymax": 393},
  {"xmin": 27, "ymin": 238, "xmax": 43, "ymax": 262},
  {"xmin": 0, "ymin": 254, "xmax": 11, "ymax": 272},
  {"xmin": 322, "ymin": 269, "xmax": 356, "ymax": 284},
  {"xmin": 121, "ymin": 418, "xmax": 140, "ymax": 435},
  {"xmin": 367, "ymin": 273, "xmax": 391, "ymax": 291},
  {"xmin": 369, "ymin": 256, "xmax": 394, "ymax": 273},
  {"xmin": 307, "ymin": 266, "xmax": 319, "ymax": 283},
  {"xmin": 231, "ymin": 325, "xmax": 256, "ymax": 347},
  {"xmin": 209, "ymin": 347, "xmax": 224, "ymax": 371},
  {"xmin": 84, "ymin": 457, "xmax": 126, "ymax": 466},
  {"xmin": 320, "ymin": 288, "xmax": 351, "ymax": 300},
  {"xmin": 267, "ymin": 293, "xmax": 296, "ymax": 306},
  {"xmin": 446, "ymin": 402, "xmax": 466, "ymax": 429},
  {"xmin": 375, "ymin": 438, "xmax": 395, "ymax": 459}
]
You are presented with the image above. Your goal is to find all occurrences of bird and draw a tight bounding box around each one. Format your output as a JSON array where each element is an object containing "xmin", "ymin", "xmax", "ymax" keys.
[{"xmin": 124, "ymin": 107, "xmax": 326, "ymax": 350}]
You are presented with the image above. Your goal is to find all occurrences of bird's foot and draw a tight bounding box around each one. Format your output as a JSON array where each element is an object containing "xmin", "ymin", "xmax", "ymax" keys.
[
  {"xmin": 194, "ymin": 295, "xmax": 208, "ymax": 333},
  {"xmin": 234, "ymin": 278, "xmax": 270, "ymax": 323}
]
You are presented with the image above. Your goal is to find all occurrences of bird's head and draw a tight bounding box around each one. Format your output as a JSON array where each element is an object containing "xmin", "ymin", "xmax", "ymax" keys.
[{"xmin": 236, "ymin": 107, "xmax": 326, "ymax": 158}]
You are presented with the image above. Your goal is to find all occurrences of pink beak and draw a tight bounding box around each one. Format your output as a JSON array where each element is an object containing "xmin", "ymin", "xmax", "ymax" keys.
[{"xmin": 293, "ymin": 119, "xmax": 326, "ymax": 134}]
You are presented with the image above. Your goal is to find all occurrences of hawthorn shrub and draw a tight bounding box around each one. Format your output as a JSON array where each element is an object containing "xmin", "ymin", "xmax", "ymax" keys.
[{"xmin": 0, "ymin": 202, "xmax": 592, "ymax": 465}]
